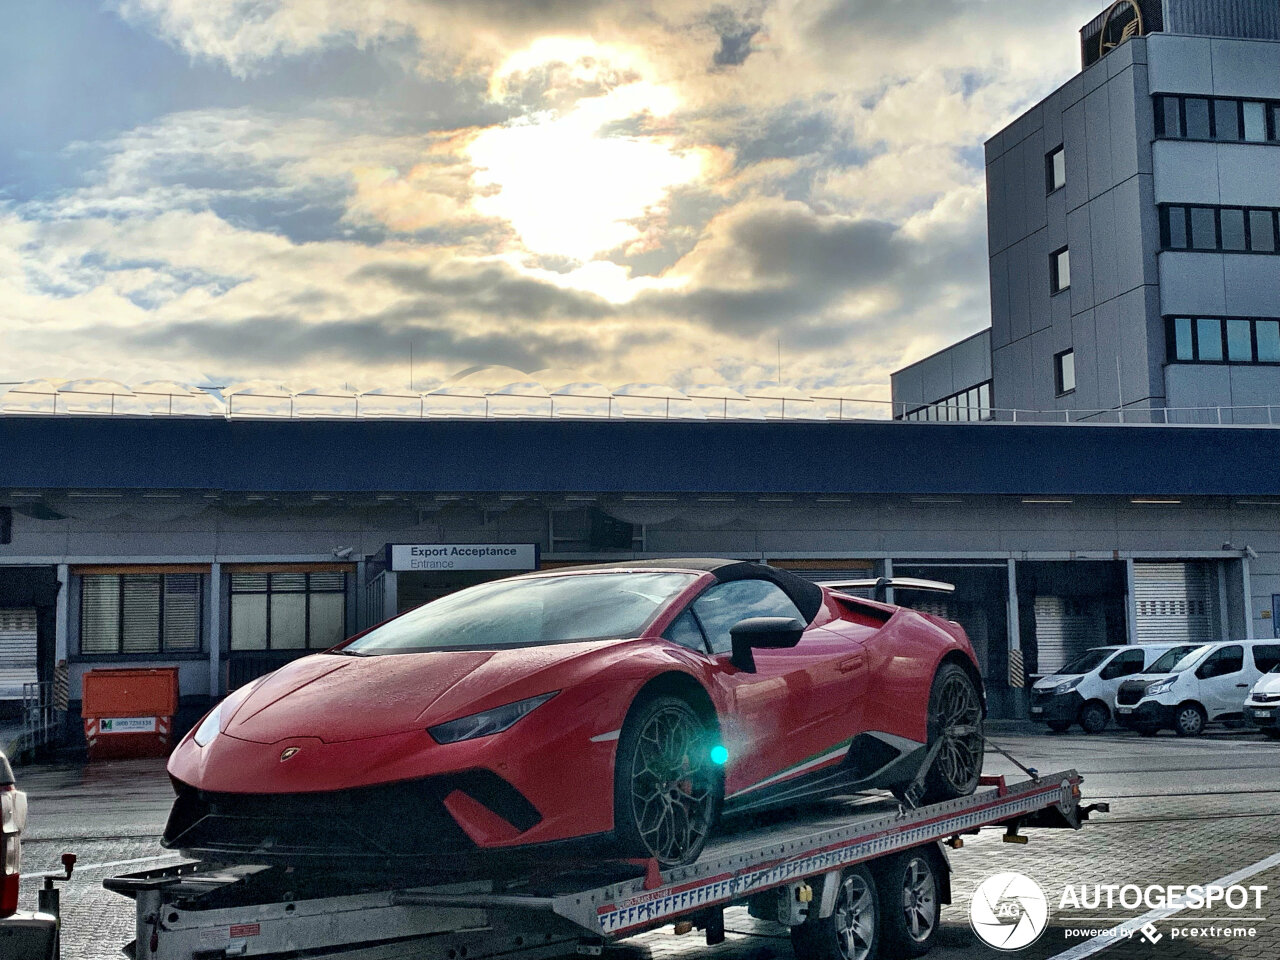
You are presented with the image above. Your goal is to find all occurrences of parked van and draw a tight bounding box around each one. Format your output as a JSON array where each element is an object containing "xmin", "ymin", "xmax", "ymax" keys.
[
  {"xmin": 1245, "ymin": 662, "xmax": 1280, "ymax": 740},
  {"xmin": 1115, "ymin": 640, "xmax": 1280, "ymax": 736},
  {"xmin": 1031, "ymin": 644, "xmax": 1178, "ymax": 734}
]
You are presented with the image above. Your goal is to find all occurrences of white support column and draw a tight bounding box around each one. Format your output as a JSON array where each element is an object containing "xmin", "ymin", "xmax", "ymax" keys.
[
  {"xmin": 1124, "ymin": 558, "xmax": 1139, "ymax": 646},
  {"xmin": 1217, "ymin": 563, "xmax": 1231, "ymax": 641},
  {"xmin": 209, "ymin": 562, "xmax": 222, "ymax": 700},
  {"xmin": 883, "ymin": 558, "xmax": 894, "ymax": 606},
  {"xmin": 54, "ymin": 563, "xmax": 70, "ymax": 663},
  {"xmin": 355, "ymin": 559, "xmax": 366, "ymax": 633},
  {"xmin": 1006, "ymin": 559, "xmax": 1024, "ymax": 690},
  {"xmin": 384, "ymin": 571, "xmax": 399, "ymax": 620},
  {"xmin": 1242, "ymin": 556, "xmax": 1256, "ymax": 641}
]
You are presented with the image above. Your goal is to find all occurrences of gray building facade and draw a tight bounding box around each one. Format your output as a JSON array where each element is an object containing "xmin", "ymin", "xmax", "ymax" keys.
[{"xmin": 894, "ymin": 0, "xmax": 1280, "ymax": 423}]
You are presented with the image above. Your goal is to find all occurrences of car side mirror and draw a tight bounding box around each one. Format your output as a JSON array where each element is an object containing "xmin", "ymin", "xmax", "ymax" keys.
[{"xmin": 729, "ymin": 617, "xmax": 806, "ymax": 673}]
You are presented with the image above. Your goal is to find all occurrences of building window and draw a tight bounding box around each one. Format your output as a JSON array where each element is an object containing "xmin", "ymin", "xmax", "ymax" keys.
[
  {"xmin": 1166, "ymin": 316, "xmax": 1280, "ymax": 365},
  {"xmin": 1054, "ymin": 350, "xmax": 1076, "ymax": 396},
  {"xmin": 1046, "ymin": 146, "xmax": 1066, "ymax": 194},
  {"xmin": 230, "ymin": 571, "xmax": 348, "ymax": 651},
  {"xmin": 80, "ymin": 573, "xmax": 203, "ymax": 655},
  {"xmin": 1156, "ymin": 94, "xmax": 1280, "ymax": 143},
  {"xmin": 901, "ymin": 380, "xmax": 993, "ymax": 422},
  {"xmin": 1161, "ymin": 206, "xmax": 1280, "ymax": 254},
  {"xmin": 1050, "ymin": 247, "xmax": 1071, "ymax": 293}
]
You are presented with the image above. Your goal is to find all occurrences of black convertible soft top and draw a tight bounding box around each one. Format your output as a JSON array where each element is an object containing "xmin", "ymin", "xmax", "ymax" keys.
[{"xmin": 567, "ymin": 558, "xmax": 825, "ymax": 625}]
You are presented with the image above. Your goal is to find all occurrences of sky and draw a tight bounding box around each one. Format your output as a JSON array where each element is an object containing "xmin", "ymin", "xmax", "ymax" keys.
[{"xmin": 1, "ymin": 0, "xmax": 1106, "ymax": 399}]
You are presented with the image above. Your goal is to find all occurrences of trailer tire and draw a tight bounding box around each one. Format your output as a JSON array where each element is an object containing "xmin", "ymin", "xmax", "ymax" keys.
[
  {"xmin": 1079, "ymin": 701, "xmax": 1110, "ymax": 734},
  {"xmin": 791, "ymin": 865, "xmax": 880, "ymax": 960},
  {"xmin": 874, "ymin": 847, "xmax": 943, "ymax": 958}
]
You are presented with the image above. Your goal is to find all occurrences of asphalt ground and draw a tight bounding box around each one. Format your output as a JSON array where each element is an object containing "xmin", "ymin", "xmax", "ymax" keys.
[{"xmin": 13, "ymin": 724, "xmax": 1280, "ymax": 960}]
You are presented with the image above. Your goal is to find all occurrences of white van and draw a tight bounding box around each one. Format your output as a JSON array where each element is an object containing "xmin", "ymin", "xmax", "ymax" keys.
[
  {"xmin": 1114, "ymin": 640, "xmax": 1280, "ymax": 736},
  {"xmin": 1031, "ymin": 644, "xmax": 1178, "ymax": 734},
  {"xmin": 1245, "ymin": 659, "xmax": 1280, "ymax": 740}
]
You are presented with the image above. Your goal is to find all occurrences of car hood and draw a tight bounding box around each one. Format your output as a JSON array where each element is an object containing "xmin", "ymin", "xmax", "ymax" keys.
[
  {"xmin": 224, "ymin": 641, "xmax": 632, "ymax": 744},
  {"xmin": 1251, "ymin": 674, "xmax": 1280, "ymax": 695},
  {"xmin": 1032, "ymin": 673, "xmax": 1079, "ymax": 691}
]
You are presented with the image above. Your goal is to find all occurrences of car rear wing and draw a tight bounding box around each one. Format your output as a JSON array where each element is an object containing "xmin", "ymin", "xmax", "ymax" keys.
[{"xmin": 817, "ymin": 577, "xmax": 956, "ymax": 602}]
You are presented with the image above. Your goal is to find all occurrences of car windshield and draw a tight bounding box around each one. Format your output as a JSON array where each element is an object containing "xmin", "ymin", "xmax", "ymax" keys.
[
  {"xmin": 1143, "ymin": 644, "xmax": 1210, "ymax": 674},
  {"xmin": 1058, "ymin": 649, "xmax": 1115, "ymax": 675},
  {"xmin": 342, "ymin": 572, "xmax": 700, "ymax": 654}
]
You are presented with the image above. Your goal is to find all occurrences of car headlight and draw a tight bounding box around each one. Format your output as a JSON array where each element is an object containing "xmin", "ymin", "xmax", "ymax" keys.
[
  {"xmin": 1052, "ymin": 677, "xmax": 1082, "ymax": 696},
  {"xmin": 1146, "ymin": 677, "xmax": 1177, "ymax": 697},
  {"xmin": 428, "ymin": 693, "xmax": 558, "ymax": 745},
  {"xmin": 192, "ymin": 701, "xmax": 224, "ymax": 747}
]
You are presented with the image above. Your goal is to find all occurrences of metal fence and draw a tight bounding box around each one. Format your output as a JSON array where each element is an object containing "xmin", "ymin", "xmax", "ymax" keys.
[
  {"xmin": 19, "ymin": 681, "xmax": 60, "ymax": 760},
  {"xmin": 2, "ymin": 382, "xmax": 1279, "ymax": 426}
]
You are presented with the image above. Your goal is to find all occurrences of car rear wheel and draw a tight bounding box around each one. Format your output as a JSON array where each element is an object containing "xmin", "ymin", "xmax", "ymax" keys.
[
  {"xmin": 790, "ymin": 865, "xmax": 879, "ymax": 960},
  {"xmin": 920, "ymin": 664, "xmax": 984, "ymax": 803},
  {"xmin": 1079, "ymin": 701, "xmax": 1110, "ymax": 734},
  {"xmin": 1173, "ymin": 703, "xmax": 1207, "ymax": 738},
  {"xmin": 614, "ymin": 695, "xmax": 720, "ymax": 866}
]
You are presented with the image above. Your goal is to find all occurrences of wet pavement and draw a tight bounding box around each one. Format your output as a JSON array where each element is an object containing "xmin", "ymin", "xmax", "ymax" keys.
[{"xmin": 13, "ymin": 725, "xmax": 1280, "ymax": 960}]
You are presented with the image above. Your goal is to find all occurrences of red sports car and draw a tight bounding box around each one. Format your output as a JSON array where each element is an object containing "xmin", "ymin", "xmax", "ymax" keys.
[{"xmin": 164, "ymin": 560, "xmax": 985, "ymax": 870}]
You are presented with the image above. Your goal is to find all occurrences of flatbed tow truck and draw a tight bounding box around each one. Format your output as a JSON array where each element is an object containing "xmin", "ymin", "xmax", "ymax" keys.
[{"xmin": 99, "ymin": 764, "xmax": 1103, "ymax": 960}]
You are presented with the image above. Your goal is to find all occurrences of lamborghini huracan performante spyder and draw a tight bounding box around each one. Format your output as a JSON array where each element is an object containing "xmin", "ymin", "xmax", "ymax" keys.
[{"xmin": 164, "ymin": 560, "xmax": 985, "ymax": 870}]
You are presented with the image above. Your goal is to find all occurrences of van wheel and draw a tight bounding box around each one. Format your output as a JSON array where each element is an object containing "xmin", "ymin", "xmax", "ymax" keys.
[
  {"xmin": 1079, "ymin": 701, "xmax": 1110, "ymax": 734},
  {"xmin": 1173, "ymin": 703, "xmax": 1206, "ymax": 738},
  {"xmin": 790, "ymin": 865, "xmax": 879, "ymax": 960},
  {"xmin": 874, "ymin": 848, "xmax": 942, "ymax": 958}
]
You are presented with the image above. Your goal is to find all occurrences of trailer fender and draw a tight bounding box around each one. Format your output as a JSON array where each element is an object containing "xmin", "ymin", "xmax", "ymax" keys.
[{"xmin": 815, "ymin": 869, "xmax": 843, "ymax": 919}]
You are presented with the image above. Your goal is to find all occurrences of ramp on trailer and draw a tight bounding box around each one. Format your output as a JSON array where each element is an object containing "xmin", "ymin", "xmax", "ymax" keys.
[{"xmin": 106, "ymin": 770, "xmax": 1095, "ymax": 960}]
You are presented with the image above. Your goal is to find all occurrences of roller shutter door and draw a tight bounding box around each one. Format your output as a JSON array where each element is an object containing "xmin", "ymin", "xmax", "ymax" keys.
[
  {"xmin": 1133, "ymin": 562, "xmax": 1219, "ymax": 643},
  {"xmin": 1034, "ymin": 597, "xmax": 1107, "ymax": 673},
  {"xmin": 0, "ymin": 608, "xmax": 38, "ymax": 700}
]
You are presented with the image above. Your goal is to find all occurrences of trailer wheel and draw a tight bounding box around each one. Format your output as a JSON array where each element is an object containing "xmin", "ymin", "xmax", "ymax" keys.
[
  {"xmin": 875, "ymin": 848, "xmax": 942, "ymax": 958},
  {"xmin": 1079, "ymin": 701, "xmax": 1110, "ymax": 734},
  {"xmin": 790, "ymin": 866, "xmax": 879, "ymax": 960}
]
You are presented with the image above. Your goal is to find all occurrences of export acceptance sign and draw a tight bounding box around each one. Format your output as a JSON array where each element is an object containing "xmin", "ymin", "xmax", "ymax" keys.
[{"xmin": 387, "ymin": 543, "xmax": 538, "ymax": 572}]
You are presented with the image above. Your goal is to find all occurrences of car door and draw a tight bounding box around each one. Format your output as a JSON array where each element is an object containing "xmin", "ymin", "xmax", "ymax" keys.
[
  {"xmin": 689, "ymin": 579, "xmax": 866, "ymax": 801},
  {"xmin": 1194, "ymin": 644, "xmax": 1247, "ymax": 719},
  {"xmin": 1097, "ymin": 648, "xmax": 1146, "ymax": 707}
]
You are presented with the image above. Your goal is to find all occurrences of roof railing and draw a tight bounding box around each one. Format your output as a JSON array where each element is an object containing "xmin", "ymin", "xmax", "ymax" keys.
[{"xmin": 1, "ymin": 382, "xmax": 1278, "ymax": 426}]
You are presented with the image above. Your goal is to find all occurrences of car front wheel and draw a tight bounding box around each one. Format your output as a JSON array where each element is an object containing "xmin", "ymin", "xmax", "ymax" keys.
[{"xmin": 614, "ymin": 695, "xmax": 721, "ymax": 866}]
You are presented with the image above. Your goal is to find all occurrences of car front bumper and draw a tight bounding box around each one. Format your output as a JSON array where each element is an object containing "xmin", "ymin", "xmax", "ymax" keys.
[
  {"xmin": 1114, "ymin": 700, "xmax": 1176, "ymax": 730},
  {"xmin": 1246, "ymin": 702, "xmax": 1279, "ymax": 728},
  {"xmin": 1030, "ymin": 690, "xmax": 1083, "ymax": 726}
]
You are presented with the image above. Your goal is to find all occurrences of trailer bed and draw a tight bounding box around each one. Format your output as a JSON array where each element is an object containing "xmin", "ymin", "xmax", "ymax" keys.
[{"xmin": 105, "ymin": 770, "xmax": 1093, "ymax": 960}]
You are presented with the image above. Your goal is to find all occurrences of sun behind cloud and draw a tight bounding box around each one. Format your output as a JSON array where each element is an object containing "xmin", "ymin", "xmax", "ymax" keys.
[{"xmin": 468, "ymin": 39, "xmax": 707, "ymax": 267}]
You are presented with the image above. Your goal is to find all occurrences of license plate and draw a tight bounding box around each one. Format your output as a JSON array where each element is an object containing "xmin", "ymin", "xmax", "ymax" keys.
[
  {"xmin": 1118, "ymin": 707, "xmax": 1133, "ymax": 715},
  {"xmin": 1031, "ymin": 707, "xmax": 1044, "ymax": 715},
  {"xmin": 1252, "ymin": 708, "xmax": 1273, "ymax": 719}
]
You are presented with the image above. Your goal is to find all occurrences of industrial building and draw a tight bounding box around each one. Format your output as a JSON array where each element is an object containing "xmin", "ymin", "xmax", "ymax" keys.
[
  {"xmin": 1, "ymin": 409, "xmax": 1278, "ymax": 730},
  {"xmin": 893, "ymin": 0, "xmax": 1280, "ymax": 423}
]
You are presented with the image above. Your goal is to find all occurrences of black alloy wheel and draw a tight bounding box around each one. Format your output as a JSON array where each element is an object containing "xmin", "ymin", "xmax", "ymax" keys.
[
  {"xmin": 614, "ymin": 696, "xmax": 719, "ymax": 866},
  {"xmin": 921, "ymin": 664, "xmax": 985, "ymax": 802}
]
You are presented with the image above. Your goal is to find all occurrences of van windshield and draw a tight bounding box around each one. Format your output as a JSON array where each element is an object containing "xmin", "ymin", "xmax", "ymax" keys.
[
  {"xmin": 1143, "ymin": 644, "xmax": 1209, "ymax": 674},
  {"xmin": 1058, "ymin": 649, "xmax": 1114, "ymax": 675}
]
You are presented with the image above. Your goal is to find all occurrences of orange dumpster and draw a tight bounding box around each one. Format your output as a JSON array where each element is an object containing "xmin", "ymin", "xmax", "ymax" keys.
[{"xmin": 81, "ymin": 667, "xmax": 180, "ymax": 760}]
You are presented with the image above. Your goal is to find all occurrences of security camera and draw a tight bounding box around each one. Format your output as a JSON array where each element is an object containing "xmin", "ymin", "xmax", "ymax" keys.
[{"xmin": 332, "ymin": 546, "xmax": 354, "ymax": 560}]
